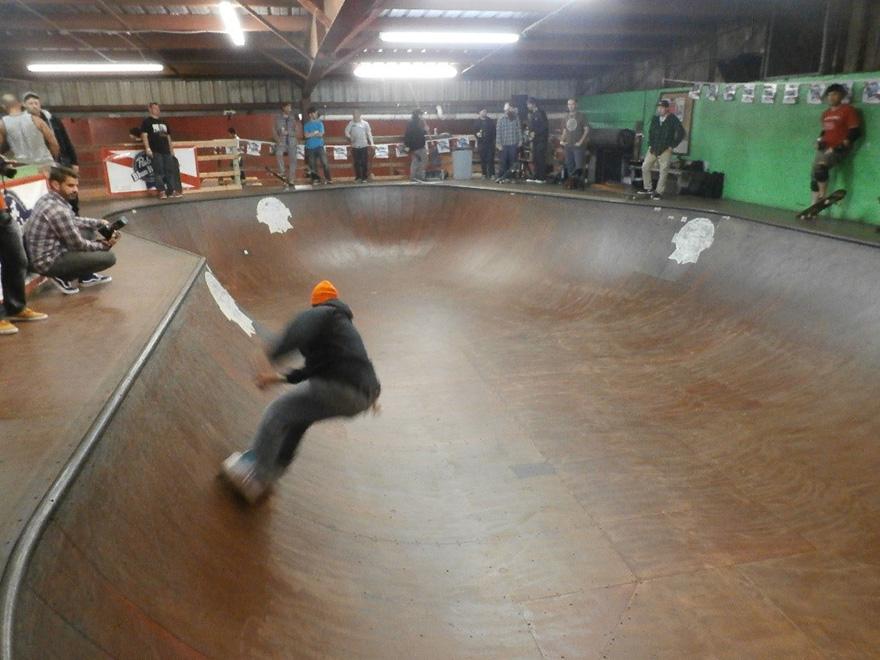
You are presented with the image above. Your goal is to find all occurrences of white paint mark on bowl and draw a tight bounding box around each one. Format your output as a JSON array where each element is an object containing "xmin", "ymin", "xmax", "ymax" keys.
[
  {"xmin": 256, "ymin": 197, "xmax": 293, "ymax": 234},
  {"xmin": 669, "ymin": 217, "xmax": 715, "ymax": 265},
  {"xmin": 205, "ymin": 269, "xmax": 255, "ymax": 336}
]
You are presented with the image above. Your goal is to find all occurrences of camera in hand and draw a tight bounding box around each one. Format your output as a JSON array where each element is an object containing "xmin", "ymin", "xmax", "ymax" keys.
[
  {"xmin": 98, "ymin": 216, "xmax": 127, "ymax": 240},
  {"xmin": 0, "ymin": 156, "xmax": 17, "ymax": 179}
]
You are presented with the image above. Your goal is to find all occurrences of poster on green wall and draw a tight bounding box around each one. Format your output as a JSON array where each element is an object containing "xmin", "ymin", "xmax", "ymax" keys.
[
  {"xmin": 723, "ymin": 84, "xmax": 737, "ymax": 101},
  {"xmin": 864, "ymin": 80, "xmax": 880, "ymax": 104},
  {"xmin": 741, "ymin": 83, "xmax": 756, "ymax": 103},
  {"xmin": 808, "ymin": 84, "xmax": 824, "ymax": 104},
  {"xmin": 762, "ymin": 83, "xmax": 778, "ymax": 104},
  {"xmin": 783, "ymin": 83, "xmax": 799, "ymax": 104}
]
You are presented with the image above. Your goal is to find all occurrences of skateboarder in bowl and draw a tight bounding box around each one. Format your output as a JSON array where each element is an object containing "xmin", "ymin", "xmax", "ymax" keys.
[{"xmin": 221, "ymin": 280, "xmax": 381, "ymax": 504}]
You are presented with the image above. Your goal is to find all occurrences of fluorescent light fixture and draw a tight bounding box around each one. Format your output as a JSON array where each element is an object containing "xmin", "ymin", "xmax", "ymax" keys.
[
  {"xmin": 354, "ymin": 61, "xmax": 457, "ymax": 80},
  {"xmin": 379, "ymin": 31, "xmax": 519, "ymax": 45},
  {"xmin": 27, "ymin": 62, "xmax": 164, "ymax": 73},
  {"xmin": 219, "ymin": 1, "xmax": 246, "ymax": 46}
]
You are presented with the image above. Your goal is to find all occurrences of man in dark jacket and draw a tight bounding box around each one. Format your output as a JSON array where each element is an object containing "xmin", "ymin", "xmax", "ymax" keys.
[
  {"xmin": 221, "ymin": 280, "xmax": 381, "ymax": 504},
  {"xmin": 526, "ymin": 97, "xmax": 549, "ymax": 182},
  {"xmin": 640, "ymin": 99, "xmax": 686, "ymax": 200},
  {"xmin": 22, "ymin": 92, "xmax": 77, "ymax": 168},
  {"xmin": 404, "ymin": 109, "xmax": 429, "ymax": 182},
  {"xmin": 474, "ymin": 108, "xmax": 496, "ymax": 179}
]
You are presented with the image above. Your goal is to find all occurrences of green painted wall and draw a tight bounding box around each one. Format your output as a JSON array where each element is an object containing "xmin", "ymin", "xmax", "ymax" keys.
[{"xmin": 580, "ymin": 73, "xmax": 880, "ymax": 224}]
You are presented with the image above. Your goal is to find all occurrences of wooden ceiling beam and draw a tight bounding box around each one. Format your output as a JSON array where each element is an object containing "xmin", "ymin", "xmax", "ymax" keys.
[{"xmin": 0, "ymin": 13, "xmax": 309, "ymax": 33}]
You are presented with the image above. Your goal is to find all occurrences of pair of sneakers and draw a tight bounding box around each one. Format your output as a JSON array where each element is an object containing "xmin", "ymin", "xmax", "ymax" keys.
[
  {"xmin": 0, "ymin": 307, "xmax": 48, "ymax": 335},
  {"xmin": 51, "ymin": 273, "xmax": 112, "ymax": 295},
  {"xmin": 221, "ymin": 451, "xmax": 270, "ymax": 504}
]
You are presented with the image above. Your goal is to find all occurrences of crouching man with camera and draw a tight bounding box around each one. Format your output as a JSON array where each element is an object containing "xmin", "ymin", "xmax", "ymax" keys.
[{"xmin": 24, "ymin": 165, "xmax": 121, "ymax": 295}]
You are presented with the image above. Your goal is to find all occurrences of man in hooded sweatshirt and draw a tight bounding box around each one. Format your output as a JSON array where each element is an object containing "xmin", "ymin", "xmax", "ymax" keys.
[{"xmin": 221, "ymin": 280, "xmax": 381, "ymax": 503}]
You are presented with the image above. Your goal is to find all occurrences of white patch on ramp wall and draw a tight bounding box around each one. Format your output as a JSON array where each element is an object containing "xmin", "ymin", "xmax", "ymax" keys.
[
  {"xmin": 205, "ymin": 270, "xmax": 255, "ymax": 336},
  {"xmin": 256, "ymin": 197, "xmax": 293, "ymax": 234},
  {"xmin": 669, "ymin": 217, "xmax": 715, "ymax": 265}
]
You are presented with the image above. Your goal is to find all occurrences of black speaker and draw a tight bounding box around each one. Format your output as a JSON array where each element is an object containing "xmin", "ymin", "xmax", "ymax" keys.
[
  {"xmin": 717, "ymin": 53, "xmax": 763, "ymax": 82},
  {"xmin": 511, "ymin": 94, "xmax": 528, "ymax": 119}
]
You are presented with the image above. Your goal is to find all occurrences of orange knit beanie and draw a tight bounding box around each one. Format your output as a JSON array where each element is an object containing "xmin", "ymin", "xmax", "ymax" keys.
[{"xmin": 310, "ymin": 280, "xmax": 338, "ymax": 306}]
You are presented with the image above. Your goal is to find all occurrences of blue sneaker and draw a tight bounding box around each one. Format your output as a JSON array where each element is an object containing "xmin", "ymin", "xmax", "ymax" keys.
[
  {"xmin": 51, "ymin": 276, "xmax": 79, "ymax": 295},
  {"xmin": 79, "ymin": 273, "xmax": 112, "ymax": 287}
]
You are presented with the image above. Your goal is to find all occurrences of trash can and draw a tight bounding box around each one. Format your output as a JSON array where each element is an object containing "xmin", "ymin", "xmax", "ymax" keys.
[{"xmin": 452, "ymin": 149, "xmax": 473, "ymax": 180}]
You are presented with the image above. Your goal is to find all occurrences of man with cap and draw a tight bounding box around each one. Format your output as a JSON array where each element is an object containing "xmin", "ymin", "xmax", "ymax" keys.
[
  {"xmin": 221, "ymin": 280, "xmax": 381, "ymax": 504},
  {"xmin": 640, "ymin": 99, "xmax": 686, "ymax": 200},
  {"xmin": 23, "ymin": 92, "xmax": 81, "ymax": 213},
  {"xmin": 0, "ymin": 93, "xmax": 59, "ymax": 166},
  {"xmin": 810, "ymin": 83, "xmax": 861, "ymax": 204},
  {"xmin": 22, "ymin": 92, "xmax": 78, "ymax": 169}
]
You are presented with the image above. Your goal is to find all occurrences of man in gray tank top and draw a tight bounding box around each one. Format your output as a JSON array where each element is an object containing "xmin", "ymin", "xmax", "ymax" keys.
[{"xmin": 0, "ymin": 93, "xmax": 59, "ymax": 165}]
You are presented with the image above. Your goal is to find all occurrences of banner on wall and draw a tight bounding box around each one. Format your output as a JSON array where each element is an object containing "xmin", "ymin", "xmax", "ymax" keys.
[
  {"xmin": 723, "ymin": 84, "xmax": 737, "ymax": 101},
  {"xmin": 706, "ymin": 84, "xmax": 719, "ymax": 101},
  {"xmin": 864, "ymin": 80, "xmax": 880, "ymax": 104},
  {"xmin": 332, "ymin": 146, "xmax": 348, "ymax": 160},
  {"xmin": 373, "ymin": 144, "xmax": 389, "ymax": 158},
  {"xmin": 783, "ymin": 83, "xmax": 799, "ymax": 104},
  {"xmin": 761, "ymin": 83, "xmax": 778, "ymax": 104},
  {"xmin": 103, "ymin": 147, "xmax": 199, "ymax": 194},
  {"xmin": 245, "ymin": 141, "xmax": 261, "ymax": 156},
  {"xmin": 436, "ymin": 138, "xmax": 450, "ymax": 154},
  {"xmin": 741, "ymin": 83, "xmax": 756, "ymax": 103},
  {"xmin": 808, "ymin": 83, "xmax": 824, "ymax": 104},
  {"xmin": 296, "ymin": 145, "xmax": 305, "ymax": 160},
  {"xmin": 689, "ymin": 83, "xmax": 702, "ymax": 100}
]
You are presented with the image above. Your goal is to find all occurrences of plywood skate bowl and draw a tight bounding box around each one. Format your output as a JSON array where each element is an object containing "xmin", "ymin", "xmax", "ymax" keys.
[{"xmin": 4, "ymin": 184, "xmax": 880, "ymax": 658}]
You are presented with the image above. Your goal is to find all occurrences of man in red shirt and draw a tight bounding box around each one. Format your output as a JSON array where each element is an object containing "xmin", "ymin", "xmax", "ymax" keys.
[{"xmin": 811, "ymin": 84, "xmax": 861, "ymax": 203}]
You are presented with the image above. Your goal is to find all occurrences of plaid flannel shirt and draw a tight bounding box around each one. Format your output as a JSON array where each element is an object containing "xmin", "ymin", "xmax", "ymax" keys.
[
  {"xmin": 495, "ymin": 115, "xmax": 523, "ymax": 148},
  {"xmin": 24, "ymin": 191, "xmax": 106, "ymax": 274}
]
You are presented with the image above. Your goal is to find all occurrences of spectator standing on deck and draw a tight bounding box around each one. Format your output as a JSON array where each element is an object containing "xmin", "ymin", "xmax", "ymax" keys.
[
  {"xmin": 0, "ymin": 93, "xmax": 59, "ymax": 166},
  {"xmin": 404, "ymin": 109, "xmax": 429, "ymax": 182},
  {"xmin": 303, "ymin": 107, "xmax": 332, "ymax": 185},
  {"xmin": 494, "ymin": 102, "xmax": 522, "ymax": 183},
  {"xmin": 526, "ymin": 97, "xmax": 549, "ymax": 183},
  {"xmin": 640, "ymin": 99, "xmax": 686, "ymax": 201},
  {"xmin": 560, "ymin": 98, "xmax": 589, "ymax": 180},
  {"xmin": 227, "ymin": 127, "xmax": 246, "ymax": 183},
  {"xmin": 220, "ymin": 280, "xmax": 381, "ymax": 504},
  {"xmin": 24, "ymin": 165, "xmax": 118, "ymax": 295},
  {"xmin": 140, "ymin": 102, "xmax": 182, "ymax": 199},
  {"xmin": 273, "ymin": 102, "xmax": 298, "ymax": 189},
  {"xmin": 810, "ymin": 83, "xmax": 861, "ymax": 204},
  {"xmin": 474, "ymin": 108, "xmax": 496, "ymax": 179},
  {"xmin": 345, "ymin": 110, "xmax": 374, "ymax": 183},
  {"xmin": 22, "ymin": 91, "xmax": 81, "ymax": 213},
  {"xmin": 0, "ymin": 183, "xmax": 47, "ymax": 336},
  {"xmin": 22, "ymin": 92, "xmax": 77, "ymax": 169}
]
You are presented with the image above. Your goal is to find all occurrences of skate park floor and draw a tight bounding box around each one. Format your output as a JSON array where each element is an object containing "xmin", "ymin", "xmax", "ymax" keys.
[{"xmin": 2, "ymin": 182, "xmax": 879, "ymax": 658}]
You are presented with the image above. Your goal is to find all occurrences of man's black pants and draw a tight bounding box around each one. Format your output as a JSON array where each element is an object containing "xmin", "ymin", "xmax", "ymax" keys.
[
  {"xmin": 0, "ymin": 212, "xmax": 27, "ymax": 317},
  {"xmin": 352, "ymin": 147, "xmax": 369, "ymax": 180}
]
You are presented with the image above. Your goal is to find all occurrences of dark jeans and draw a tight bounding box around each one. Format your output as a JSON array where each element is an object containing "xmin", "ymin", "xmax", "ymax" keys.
[
  {"xmin": 532, "ymin": 137, "xmax": 548, "ymax": 180},
  {"xmin": 249, "ymin": 378, "xmax": 376, "ymax": 481},
  {"xmin": 498, "ymin": 144, "xmax": 519, "ymax": 180},
  {"xmin": 0, "ymin": 212, "xmax": 28, "ymax": 317},
  {"xmin": 352, "ymin": 147, "xmax": 369, "ymax": 180},
  {"xmin": 306, "ymin": 146, "xmax": 332, "ymax": 182},
  {"xmin": 479, "ymin": 147, "xmax": 495, "ymax": 177},
  {"xmin": 152, "ymin": 152, "xmax": 182, "ymax": 195},
  {"xmin": 46, "ymin": 250, "xmax": 116, "ymax": 281}
]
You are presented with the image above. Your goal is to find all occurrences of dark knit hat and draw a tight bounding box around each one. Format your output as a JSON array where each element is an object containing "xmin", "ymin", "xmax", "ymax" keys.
[
  {"xmin": 823, "ymin": 83, "xmax": 847, "ymax": 97},
  {"xmin": 657, "ymin": 99, "xmax": 671, "ymax": 108}
]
